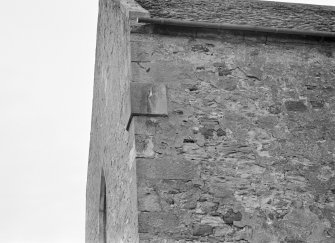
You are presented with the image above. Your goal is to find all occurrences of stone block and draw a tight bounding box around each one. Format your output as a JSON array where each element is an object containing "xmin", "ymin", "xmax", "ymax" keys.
[
  {"xmin": 200, "ymin": 216, "xmax": 224, "ymax": 227},
  {"xmin": 192, "ymin": 224, "xmax": 214, "ymax": 236},
  {"xmin": 137, "ymin": 157, "xmax": 198, "ymax": 180},
  {"xmin": 285, "ymin": 100, "xmax": 308, "ymax": 112},
  {"xmin": 222, "ymin": 209, "xmax": 242, "ymax": 225},
  {"xmin": 130, "ymin": 82, "xmax": 168, "ymax": 116},
  {"xmin": 138, "ymin": 193, "xmax": 161, "ymax": 212},
  {"xmin": 123, "ymin": 0, "xmax": 150, "ymax": 21},
  {"xmin": 138, "ymin": 212, "xmax": 180, "ymax": 233},
  {"xmin": 310, "ymin": 100, "xmax": 324, "ymax": 109},
  {"xmin": 135, "ymin": 134, "xmax": 155, "ymax": 158}
]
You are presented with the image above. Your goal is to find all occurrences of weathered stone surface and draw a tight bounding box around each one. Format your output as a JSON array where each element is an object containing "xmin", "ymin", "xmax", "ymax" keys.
[
  {"xmin": 134, "ymin": 117, "xmax": 159, "ymax": 136},
  {"xmin": 131, "ymin": 60, "xmax": 195, "ymax": 83},
  {"xmin": 135, "ymin": 134, "xmax": 155, "ymax": 158},
  {"xmin": 192, "ymin": 224, "xmax": 213, "ymax": 236},
  {"xmin": 285, "ymin": 100, "xmax": 308, "ymax": 112},
  {"xmin": 133, "ymin": 26, "xmax": 335, "ymax": 242},
  {"xmin": 86, "ymin": 0, "xmax": 139, "ymax": 243},
  {"xmin": 130, "ymin": 82, "xmax": 168, "ymax": 116},
  {"xmin": 137, "ymin": 157, "xmax": 198, "ymax": 180},
  {"xmin": 131, "ymin": 41, "xmax": 154, "ymax": 62},
  {"xmin": 222, "ymin": 209, "xmax": 242, "ymax": 225},
  {"xmin": 136, "ymin": 0, "xmax": 335, "ymax": 33},
  {"xmin": 216, "ymin": 128, "xmax": 226, "ymax": 137},
  {"xmin": 139, "ymin": 212, "xmax": 180, "ymax": 233},
  {"xmin": 310, "ymin": 100, "xmax": 325, "ymax": 109},
  {"xmin": 138, "ymin": 193, "xmax": 161, "ymax": 212}
]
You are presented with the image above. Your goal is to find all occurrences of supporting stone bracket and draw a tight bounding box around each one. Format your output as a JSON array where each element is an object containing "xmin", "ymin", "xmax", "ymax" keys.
[{"xmin": 127, "ymin": 82, "xmax": 168, "ymax": 130}]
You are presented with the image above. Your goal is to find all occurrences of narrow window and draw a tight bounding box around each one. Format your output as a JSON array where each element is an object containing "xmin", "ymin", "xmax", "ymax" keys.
[{"xmin": 99, "ymin": 170, "xmax": 107, "ymax": 243}]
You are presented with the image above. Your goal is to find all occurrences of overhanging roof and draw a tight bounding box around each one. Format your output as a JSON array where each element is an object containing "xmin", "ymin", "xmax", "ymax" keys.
[{"xmin": 136, "ymin": 0, "xmax": 335, "ymax": 33}]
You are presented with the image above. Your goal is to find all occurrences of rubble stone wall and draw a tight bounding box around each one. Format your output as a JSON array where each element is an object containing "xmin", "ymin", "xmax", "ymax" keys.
[{"xmin": 132, "ymin": 27, "xmax": 335, "ymax": 243}]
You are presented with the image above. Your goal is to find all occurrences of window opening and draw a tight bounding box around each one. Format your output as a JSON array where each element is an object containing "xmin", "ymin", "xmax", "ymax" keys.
[{"xmin": 99, "ymin": 170, "xmax": 107, "ymax": 243}]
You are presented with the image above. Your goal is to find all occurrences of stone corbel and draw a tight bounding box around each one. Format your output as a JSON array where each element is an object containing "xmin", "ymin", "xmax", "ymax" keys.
[{"xmin": 127, "ymin": 82, "xmax": 168, "ymax": 130}]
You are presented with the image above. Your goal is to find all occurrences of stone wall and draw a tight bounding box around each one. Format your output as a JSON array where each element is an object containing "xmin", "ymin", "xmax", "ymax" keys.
[
  {"xmin": 136, "ymin": 0, "xmax": 335, "ymax": 32},
  {"xmin": 132, "ymin": 26, "xmax": 335, "ymax": 242},
  {"xmin": 86, "ymin": 0, "xmax": 138, "ymax": 242}
]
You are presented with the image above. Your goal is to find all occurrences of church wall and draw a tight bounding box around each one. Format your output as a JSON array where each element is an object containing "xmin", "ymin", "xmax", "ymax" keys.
[
  {"xmin": 86, "ymin": 0, "xmax": 138, "ymax": 242},
  {"xmin": 132, "ymin": 27, "xmax": 335, "ymax": 243}
]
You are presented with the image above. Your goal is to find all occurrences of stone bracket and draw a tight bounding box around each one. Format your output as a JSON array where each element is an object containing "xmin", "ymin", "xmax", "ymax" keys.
[{"xmin": 127, "ymin": 82, "xmax": 168, "ymax": 130}]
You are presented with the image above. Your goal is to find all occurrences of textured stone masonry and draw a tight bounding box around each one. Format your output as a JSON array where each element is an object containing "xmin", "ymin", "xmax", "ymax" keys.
[
  {"xmin": 136, "ymin": 0, "xmax": 335, "ymax": 32},
  {"xmin": 132, "ymin": 25, "xmax": 335, "ymax": 243},
  {"xmin": 88, "ymin": 0, "xmax": 335, "ymax": 242},
  {"xmin": 86, "ymin": 0, "xmax": 140, "ymax": 242}
]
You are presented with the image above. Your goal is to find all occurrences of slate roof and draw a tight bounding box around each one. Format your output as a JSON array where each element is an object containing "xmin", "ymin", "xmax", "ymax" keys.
[{"xmin": 136, "ymin": 0, "xmax": 335, "ymax": 33}]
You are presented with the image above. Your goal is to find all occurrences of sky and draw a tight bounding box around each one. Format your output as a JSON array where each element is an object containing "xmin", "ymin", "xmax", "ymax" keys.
[
  {"xmin": 0, "ymin": 0, "xmax": 334, "ymax": 243},
  {"xmin": 0, "ymin": 0, "xmax": 97, "ymax": 242}
]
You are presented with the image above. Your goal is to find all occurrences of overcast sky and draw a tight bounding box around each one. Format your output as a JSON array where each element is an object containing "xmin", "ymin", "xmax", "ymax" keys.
[
  {"xmin": 0, "ymin": 0, "xmax": 334, "ymax": 242},
  {"xmin": 0, "ymin": 0, "xmax": 97, "ymax": 242}
]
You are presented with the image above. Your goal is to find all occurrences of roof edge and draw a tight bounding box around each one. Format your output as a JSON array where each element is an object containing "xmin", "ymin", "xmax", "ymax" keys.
[{"xmin": 138, "ymin": 17, "xmax": 335, "ymax": 39}]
